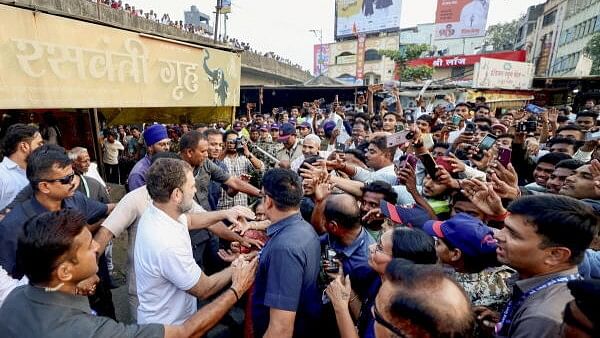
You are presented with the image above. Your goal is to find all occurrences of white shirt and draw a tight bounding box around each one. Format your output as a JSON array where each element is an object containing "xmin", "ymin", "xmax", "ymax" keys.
[
  {"xmin": 290, "ymin": 151, "xmax": 330, "ymax": 172},
  {"xmin": 0, "ymin": 157, "xmax": 28, "ymax": 210},
  {"xmin": 103, "ymin": 140, "xmax": 124, "ymax": 165},
  {"xmin": 85, "ymin": 162, "xmax": 107, "ymax": 188},
  {"xmin": 353, "ymin": 164, "xmax": 397, "ymax": 185},
  {"xmin": 135, "ymin": 203, "xmax": 202, "ymax": 325},
  {"xmin": 102, "ymin": 186, "xmax": 204, "ymax": 307}
]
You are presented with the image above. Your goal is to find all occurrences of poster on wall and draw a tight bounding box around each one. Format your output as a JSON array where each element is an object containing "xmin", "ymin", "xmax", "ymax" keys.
[
  {"xmin": 434, "ymin": 0, "xmax": 489, "ymax": 40},
  {"xmin": 313, "ymin": 44, "xmax": 331, "ymax": 76},
  {"xmin": 335, "ymin": 0, "xmax": 402, "ymax": 39}
]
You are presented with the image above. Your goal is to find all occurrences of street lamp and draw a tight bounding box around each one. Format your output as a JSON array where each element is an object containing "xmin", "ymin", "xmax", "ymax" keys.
[{"xmin": 310, "ymin": 29, "xmax": 323, "ymax": 76}]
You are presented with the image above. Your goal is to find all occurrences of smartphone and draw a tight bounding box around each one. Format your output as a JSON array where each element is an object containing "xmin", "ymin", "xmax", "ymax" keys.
[
  {"xmin": 478, "ymin": 134, "xmax": 498, "ymax": 151},
  {"xmin": 525, "ymin": 104, "xmax": 545, "ymax": 115},
  {"xmin": 526, "ymin": 121, "xmax": 538, "ymax": 132},
  {"xmin": 422, "ymin": 133, "xmax": 435, "ymax": 149},
  {"xmin": 405, "ymin": 111, "xmax": 415, "ymax": 124},
  {"xmin": 464, "ymin": 121, "xmax": 477, "ymax": 134},
  {"xmin": 435, "ymin": 157, "xmax": 453, "ymax": 173},
  {"xmin": 395, "ymin": 124, "xmax": 405, "ymax": 132},
  {"xmin": 404, "ymin": 154, "xmax": 418, "ymax": 169},
  {"xmin": 336, "ymin": 143, "xmax": 346, "ymax": 151},
  {"xmin": 386, "ymin": 130, "xmax": 415, "ymax": 148},
  {"xmin": 419, "ymin": 153, "xmax": 438, "ymax": 179},
  {"xmin": 451, "ymin": 115, "xmax": 462, "ymax": 126},
  {"xmin": 586, "ymin": 130, "xmax": 600, "ymax": 141},
  {"xmin": 497, "ymin": 148, "xmax": 512, "ymax": 167}
]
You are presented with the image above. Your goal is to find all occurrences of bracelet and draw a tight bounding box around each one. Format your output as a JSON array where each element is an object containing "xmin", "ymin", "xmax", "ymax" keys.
[
  {"xmin": 229, "ymin": 287, "xmax": 240, "ymax": 301},
  {"xmin": 488, "ymin": 211, "xmax": 509, "ymax": 222}
]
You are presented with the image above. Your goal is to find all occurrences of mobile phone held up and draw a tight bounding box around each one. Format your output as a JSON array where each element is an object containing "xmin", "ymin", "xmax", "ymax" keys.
[
  {"xmin": 471, "ymin": 134, "xmax": 497, "ymax": 161},
  {"xmin": 525, "ymin": 103, "xmax": 545, "ymax": 115},
  {"xmin": 517, "ymin": 121, "xmax": 537, "ymax": 133},
  {"xmin": 585, "ymin": 130, "xmax": 600, "ymax": 141},
  {"xmin": 419, "ymin": 153, "xmax": 438, "ymax": 180},
  {"xmin": 497, "ymin": 148, "xmax": 512, "ymax": 167},
  {"xmin": 386, "ymin": 130, "xmax": 415, "ymax": 148}
]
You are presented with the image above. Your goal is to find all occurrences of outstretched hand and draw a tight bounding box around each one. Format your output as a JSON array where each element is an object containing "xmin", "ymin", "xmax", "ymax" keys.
[{"xmin": 460, "ymin": 179, "xmax": 507, "ymax": 217}]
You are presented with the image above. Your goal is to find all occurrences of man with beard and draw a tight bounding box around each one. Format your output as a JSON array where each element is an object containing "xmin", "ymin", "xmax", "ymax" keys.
[
  {"xmin": 276, "ymin": 123, "xmax": 303, "ymax": 167},
  {"xmin": 135, "ymin": 158, "xmax": 252, "ymax": 324},
  {"xmin": 128, "ymin": 124, "xmax": 171, "ymax": 191},
  {"xmin": 290, "ymin": 134, "xmax": 322, "ymax": 173}
]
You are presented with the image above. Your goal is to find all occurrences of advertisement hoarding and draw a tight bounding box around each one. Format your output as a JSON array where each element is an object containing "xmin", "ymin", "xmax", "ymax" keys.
[
  {"xmin": 434, "ymin": 0, "xmax": 489, "ymax": 40},
  {"xmin": 313, "ymin": 44, "xmax": 331, "ymax": 76},
  {"xmin": 407, "ymin": 50, "xmax": 527, "ymax": 68},
  {"xmin": 335, "ymin": 0, "xmax": 402, "ymax": 39},
  {"xmin": 221, "ymin": 0, "xmax": 231, "ymax": 14},
  {"xmin": 473, "ymin": 57, "xmax": 535, "ymax": 90}
]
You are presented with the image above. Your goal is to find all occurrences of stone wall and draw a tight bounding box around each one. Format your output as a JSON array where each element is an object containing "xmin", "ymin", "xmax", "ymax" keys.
[{"xmin": 1, "ymin": 0, "xmax": 313, "ymax": 84}]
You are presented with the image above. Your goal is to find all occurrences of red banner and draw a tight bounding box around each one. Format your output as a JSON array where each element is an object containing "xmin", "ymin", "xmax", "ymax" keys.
[
  {"xmin": 355, "ymin": 34, "xmax": 366, "ymax": 81},
  {"xmin": 407, "ymin": 50, "xmax": 527, "ymax": 68}
]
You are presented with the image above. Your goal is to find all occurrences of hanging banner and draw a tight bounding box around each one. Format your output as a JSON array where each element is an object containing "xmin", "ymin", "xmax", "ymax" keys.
[
  {"xmin": 221, "ymin": 0, "xmax": 232, "ymax": 14},
  {"xmin": 473, "ymin": 58, "xmax": 535, "ymax": 90},
  {"xmin": 434, "ymin": 0, "xmax": 490, "ymax": 40},
  {"xmin": 0, "ymin": 4, "xmax": 241, "ymax": 109},
  {"xmin": 335, "ymin": 0, "xmax": 402, "ymax": 39},
  {"xmin": 313, "ymin": 44, "xmax": 331, "ymax": 76},
  {"xmin": 355, "ymin": 34, "xmax": 367, "ymax": 82}
]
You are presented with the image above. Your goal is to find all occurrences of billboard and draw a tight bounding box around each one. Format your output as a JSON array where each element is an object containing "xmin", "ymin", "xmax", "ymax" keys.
[
  {"xmin": 221, "ymin": 0, "xmax": 231, "ymax": 14},
  {"xmin": 473, "ymin": 58, "xmax": 535, "ymax": 90},
  {"xmin": 435, "ymin": 0, "xmax": 489, "ymax": 40},
  {"xmin": 313, "ymin": 44, "xmax": 331, "ymax": 76},
  {"xmin": 335, "ymin": 0, "xmax": 402, "ymax": 38}
]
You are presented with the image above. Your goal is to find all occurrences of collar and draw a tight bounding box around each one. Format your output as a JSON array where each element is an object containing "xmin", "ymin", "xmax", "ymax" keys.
[
  {"xmin": 24, "ymin": 285, "xmax": 92, "ymax": 314},
  {"xmin": 514, "ymin": 267, "xmax": 579, "ymax": 293},
  {"xmin": 149, "ymin": 203, "xmax": 188, "ymax": 229},
  {"xmin": 1, "ymin": 156, "xmax": 21, "ymax": 170},
  {"xmin": 330, "ymin": 228, "xmax": 370, "ymax": 258},
  {"xmin": 266, "ymin": 212, "xmax": 302, "ymax": 237}
]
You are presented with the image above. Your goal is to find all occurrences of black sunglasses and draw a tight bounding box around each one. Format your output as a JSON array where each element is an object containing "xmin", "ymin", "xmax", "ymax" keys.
[
  {"xmin": 40, "ymin": 173, "xmax": 76, "ymax": 185},
  {"xmin": 372, "ymin": 303, "xmax": 408, "ymax": 338}
]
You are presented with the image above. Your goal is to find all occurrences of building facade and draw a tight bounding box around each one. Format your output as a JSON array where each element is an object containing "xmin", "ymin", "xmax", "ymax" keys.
[
  {"xmin": 552, "ymin": 0, "xmax": 600, "ymax": 76},
  {"xmin": 325, "ymin": 34, "xmax": 399, "ymax": 85},
  {"xmin": 183, "ymin": 5, "xmax": 212, "ymax": 33}
]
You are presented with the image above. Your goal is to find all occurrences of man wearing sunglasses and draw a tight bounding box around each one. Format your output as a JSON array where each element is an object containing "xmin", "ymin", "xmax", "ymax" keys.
[{"xmin": 0, "ymin": 145, "xmax": 113, "ymax": 314}]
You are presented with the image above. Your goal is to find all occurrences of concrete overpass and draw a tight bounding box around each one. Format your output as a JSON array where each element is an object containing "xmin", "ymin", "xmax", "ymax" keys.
[{"xmin": 0, "ymin": 0, "xmax": 313, "ymax": 86}]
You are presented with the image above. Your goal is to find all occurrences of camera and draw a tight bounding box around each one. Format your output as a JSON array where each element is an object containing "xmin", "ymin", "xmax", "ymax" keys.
[{"xmin": 235, "ymin": 137, "xmax": 247, "ymax": 154}]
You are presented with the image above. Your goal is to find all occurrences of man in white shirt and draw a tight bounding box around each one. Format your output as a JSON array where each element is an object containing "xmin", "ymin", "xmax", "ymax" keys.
[
  {"xmin": 290, "ymin": 134, "xmax": 327, "ymax": 172},
  {"xmin": 134, "ymin": 157, "xmax": 250, "ymax": 325},
  {"xmin": 102, "ymin": 131, "xmax": 125, "ymax": 184},
  {"xmin": 0, "ymin": 124, "xmax": 44, "ymax": 212}
]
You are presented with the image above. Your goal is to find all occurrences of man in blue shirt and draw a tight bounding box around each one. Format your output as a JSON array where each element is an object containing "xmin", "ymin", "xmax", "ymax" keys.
[
  {"xmin": 128, "ymin": 124, "xmax": 171, "ymax": 191},
  {"xmin": 321, "ymin": 193, "xmax": 375, "ymax": 294},
  {"xmin": 0, "ymin": 124, "xmax": 44, "ymax": 212},
  {"xmin": 0, "ymin": 146, "xmax": 110, "ymax": 311},
  {"xmin": 252, "ymin": 169, "xmax": 321, "ymax": 338}
]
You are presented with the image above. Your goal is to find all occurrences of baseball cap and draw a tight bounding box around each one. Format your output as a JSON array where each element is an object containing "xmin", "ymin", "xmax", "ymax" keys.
[
  {"xmin": 289, "ymin": 117, "xmax": 297, "ymax": 125},
  {"xmin": 270, "ymin": 123, "xmax": 280, "ymax": 131},
  {"xmin": 299, "ymin": 122, "xmax": 312, "ymax": 129},
  {"xmin": 423, "ymin": 213, "xmax": 497, "ymax": 257},
  {"xmin": 322, "ymin": 120, "xmax": 336, "ymax": 135},
  {"xmin": 380, "ymin": 201, "xmax": 431, "ymax": 229},
  {"xmin": 277, "ymin": 123, "xmax": 296, "ymax": 142},
  {"xmin": 260, "ymin": 124, "xmax": 269, "ymax": 132}
]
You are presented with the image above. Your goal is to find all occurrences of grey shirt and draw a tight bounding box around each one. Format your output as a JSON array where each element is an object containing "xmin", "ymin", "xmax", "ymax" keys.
[
  {"xmin": 193, "ymin": 159, "xmax": 231, "ymax": 210},
  {"xmin": 498, "ymin": 267, "xmax": 578, "ymax": 338},
  {"xmin": 0, "ymin": 285, "xmax": 164, "ymax": 338}
]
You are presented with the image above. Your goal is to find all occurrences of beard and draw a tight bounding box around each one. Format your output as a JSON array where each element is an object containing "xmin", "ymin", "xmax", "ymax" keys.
[{"xmin": 178, "ymin": 198, "xmax": 194, "ymax": 214}]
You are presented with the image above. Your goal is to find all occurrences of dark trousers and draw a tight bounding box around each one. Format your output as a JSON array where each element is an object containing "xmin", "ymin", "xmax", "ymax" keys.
[
  {"xmin": 105, "ymin": 163, "xmax": 120, "ymax": 184},
  {"xmin": 88, "ymin": 254, "xmax": 116, "ymax": 319}
]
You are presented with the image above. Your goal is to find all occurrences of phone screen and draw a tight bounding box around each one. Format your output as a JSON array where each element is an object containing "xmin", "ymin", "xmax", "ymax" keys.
[
  {"xmin": 478, "ymin": 134, "xmax": 498, "ymax": 151},
  {"xmin": 419, "ymin": 153, "xmax": 438, "ymax": 179},
  {"xmin": 497, "ymin": 148, "xmax": 512, "ymax": 167}
]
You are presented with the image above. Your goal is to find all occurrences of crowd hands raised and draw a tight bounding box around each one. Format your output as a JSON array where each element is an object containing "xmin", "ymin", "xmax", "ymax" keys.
[{"xmin": 1, "ymin": 93, "xmax": 600, "ymax": 338}]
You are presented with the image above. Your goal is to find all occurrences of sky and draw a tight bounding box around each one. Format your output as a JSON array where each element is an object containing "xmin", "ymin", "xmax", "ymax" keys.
[{"xmin": 130, "ymin": 0, "xmax": 547, "ymax": 73}]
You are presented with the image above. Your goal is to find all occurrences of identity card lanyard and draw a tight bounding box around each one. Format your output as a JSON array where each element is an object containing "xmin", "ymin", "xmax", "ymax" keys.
[{"xmin": 495, "ymin": 274, "xmax": 580, "ymax": 334}]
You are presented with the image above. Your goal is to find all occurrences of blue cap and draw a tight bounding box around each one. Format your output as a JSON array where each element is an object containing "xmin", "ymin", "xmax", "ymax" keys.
[
  {"xmin": 380, "ymin": 200, "xmax": 431, "ymax": 229},
  {"xmin": 277, "ymin": 123, "xmax": 296, "ymax": 142},
  {"xmin": 143, "ymin": 124, "xmax": 168, "ymax": 146},
  {"xmin": 270, "ymin": 123, "xmax": 280, "ymax": 130},
  {"xmin": 423, "ymin": 213, "xmax": 497, "ymax": 257},
  {"xmin": 322, "ymin": 120, "xmax": 336, "ymax": 135}
]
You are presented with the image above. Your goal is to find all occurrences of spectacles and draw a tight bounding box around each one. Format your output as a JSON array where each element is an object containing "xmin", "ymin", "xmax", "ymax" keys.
[
  {"xmin": 40, "ymin": 173, "xmax": 76, "ymax": 185},
  {"xmin": 372, "ymin": 303, "xmax": 408, "ymax": 338}
]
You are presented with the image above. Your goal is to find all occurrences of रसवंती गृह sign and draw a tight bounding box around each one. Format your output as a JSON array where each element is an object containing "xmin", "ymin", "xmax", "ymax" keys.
[{"xmin": 0, "ymin": 4, "xmax": 241, "ymax": 109}]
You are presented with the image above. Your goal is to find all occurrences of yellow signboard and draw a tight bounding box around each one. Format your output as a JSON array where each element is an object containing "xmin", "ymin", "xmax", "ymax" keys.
[{"xmin": 0, "ymin": 5, "xmax": 241, "ymax": 109}]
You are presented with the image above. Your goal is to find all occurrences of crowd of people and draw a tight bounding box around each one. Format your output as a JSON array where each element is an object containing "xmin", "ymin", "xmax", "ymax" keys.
[
  {"xmin": 0, "ymin": 88, "xmax": 600, "ymax": 338},
  {"xmin": 90, "ymin": 1, "xmax": 307, "ymax": 72}
]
